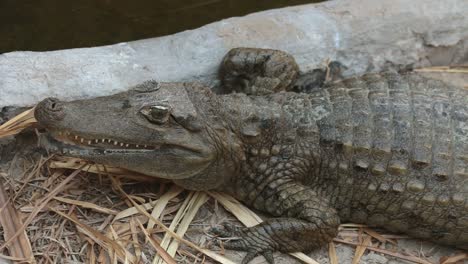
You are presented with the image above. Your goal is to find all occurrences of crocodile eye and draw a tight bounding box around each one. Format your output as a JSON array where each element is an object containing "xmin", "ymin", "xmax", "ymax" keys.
[{"xmin": 140, "ymin": 105, "xmax": 171, "ymax": 124}]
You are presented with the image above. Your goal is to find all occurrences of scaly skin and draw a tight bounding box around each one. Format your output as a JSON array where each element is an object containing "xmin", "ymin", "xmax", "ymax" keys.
[{"xmin": 34, "ymin": 48, "xmax": 468, "ymax": 263}]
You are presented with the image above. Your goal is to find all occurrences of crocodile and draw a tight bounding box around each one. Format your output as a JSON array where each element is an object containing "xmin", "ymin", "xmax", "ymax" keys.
[{"xmin": 34, "ymin": 48, "xmax": 468, "ymax": 263}]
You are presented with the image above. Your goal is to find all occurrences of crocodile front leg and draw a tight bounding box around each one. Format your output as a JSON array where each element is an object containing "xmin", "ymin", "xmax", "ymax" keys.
[
  {"xmin": 218, "ymin": 47, "xmax": 300, "ymax": 95},
  {"xmin": 218, "ymin": 47, "xmax": 346, "ymax": 95},
  {"xmin": 211, "ymin": 180, "xmax": 339, "ymax": 264}
]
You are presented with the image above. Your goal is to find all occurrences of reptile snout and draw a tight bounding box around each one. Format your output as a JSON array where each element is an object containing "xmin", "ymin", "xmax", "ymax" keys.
[{"xmin": 35, "ymin": 97, "xmax": 65, "ymax": 125}]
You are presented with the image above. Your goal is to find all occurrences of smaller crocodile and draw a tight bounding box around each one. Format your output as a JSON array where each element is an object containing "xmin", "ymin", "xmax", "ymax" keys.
[{"xmin": 34, "ymin": 48, "xmax": 468, "ymax": 263}]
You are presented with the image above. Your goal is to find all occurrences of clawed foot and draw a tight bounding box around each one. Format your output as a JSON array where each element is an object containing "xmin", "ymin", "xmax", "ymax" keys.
[
  {"xmin": 219, "ymin": 47, "xmax": 299, "ymax": 95},
  {"xmin": 210, "ymin": 223, "xmax": 275, "ymax": 264}
]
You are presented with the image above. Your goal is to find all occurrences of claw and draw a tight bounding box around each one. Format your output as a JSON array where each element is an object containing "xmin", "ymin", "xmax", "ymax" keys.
[
  {"xmin": 222, "ymin": 222, "xmax": 242, "ymax": 233},
  {"xmin": 210, "ymin": 223, "xmax": 248, "ymax": 251},
  {"xmin": 209, "ymin": 222, "xmax": 242, "ymax": 237},
  {"xmin": 241, "ymin": 251, "xmax": 259, "ymax": 264},
  {"xmin": 240, "ymin": 250, "xmax": 274, "ymax": 264},
  {"xmin": 209, "ymin": 226, "xmax": 233, "ymax": 237},
  {"xmin": 209, "ymin": 222, "xmax": 279, "ymax": 263},
  {"xmin": 223, "ymin": 239, "xmax": 248, "ymax": 251},
  {"xmin": 262, "ymin": 251, "xmax": 274, "ymax": 264}
]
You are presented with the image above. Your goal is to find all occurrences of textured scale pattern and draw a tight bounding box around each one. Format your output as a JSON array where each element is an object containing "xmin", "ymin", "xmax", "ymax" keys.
[
  {"xmin": 303, "ymin": 72, "xmax": 468, "ymax": 244},
  {"xmin": 217, "ymin": 68, "xmax": 468, "ymax": 262},
  {"xmin": 33, "ymin": 47, "xmax": 468, "ymax": 264}
]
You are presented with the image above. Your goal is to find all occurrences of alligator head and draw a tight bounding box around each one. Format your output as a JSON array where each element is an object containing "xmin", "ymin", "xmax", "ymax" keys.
[{"xmin": 34, "ymin": 81, "xmax": 239, "ymax": 189}]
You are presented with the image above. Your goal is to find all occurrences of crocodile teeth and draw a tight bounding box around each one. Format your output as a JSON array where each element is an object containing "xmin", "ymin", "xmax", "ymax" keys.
[{"xmin": 55, "ymin": 132, "xmax": 153, "ymax": 150}]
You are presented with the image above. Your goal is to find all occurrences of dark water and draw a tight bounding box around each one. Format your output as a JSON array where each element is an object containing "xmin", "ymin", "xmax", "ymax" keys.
[{"xmin": 0, "ymin": 0, "xmax": 322, "ymax": 54}]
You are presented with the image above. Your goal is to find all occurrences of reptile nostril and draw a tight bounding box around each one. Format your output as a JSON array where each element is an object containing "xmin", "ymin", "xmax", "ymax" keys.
[
  {"xmin": 45, "ymin": 98, "xmax": 62, "ymax": 112},
  {"xmin": 35, "ymin": 97, "xmax": 65, "ymax": 124}
]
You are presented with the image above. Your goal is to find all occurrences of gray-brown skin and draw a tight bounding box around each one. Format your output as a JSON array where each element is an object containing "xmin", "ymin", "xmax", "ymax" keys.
[{"xmin": 34, "ymin": 48, "xmax": 468, "ymax": 264}]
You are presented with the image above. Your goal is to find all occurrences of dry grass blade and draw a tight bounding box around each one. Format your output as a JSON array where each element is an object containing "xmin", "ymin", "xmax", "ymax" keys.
[
  {"xmin": 207, "ymin": 191, "xmax": 262, "ymax": 226},
  {"xmin": 363, "ymin": 228, "xmax": 396, "ymax": 245},
  {"xmin": 154, "ymin": 191, "xmax": 208, "ymax": 264},
  {"xmin": 208, "ymin": 191, "xmax": 320, "ymax": 264},
  {"xmin": 114, "ymin": 200, "xmax": 160, "ymax": 221},
  {"xmin": 166, "ymin": 192, "xmax": 208, "ymax": 254},
  {"xmin": 147, "ymin": 185, "xmax": 184, "ymax": 232},
  {"xmin": 50, "ymin": 157, "xmax": 158, "ymax": 182},
  {"xmin": 0, "ymin": 107, "xmax": 36, "ymax": 138},
  {"xmin": 87, "ymin": 243, "xmax": 97, "ymax": 264},
  {"xmin": 54, "ymin": 196, "xmax": 118, "ymax": 215},
  {"xmin": 0, "ymin": 253, "xmax": 31, "ymax": 261},
  {"xmin": 50, "ymin": 207, "xmax": 136, "ymax": 263},
  {"xmin": 0, "ymin": 166, "xmax": 84, "ymax": 253},
  {"xmin": 109, "ymin": 225, "xmax": 130, "ymax": 263},
  {"xmin": 351, "ymin": 235, "xmax": 372, "ymax": 264},
  {"xmin": 155, "ymin": 192, "xmax": 195, "ymax": 264},
  {"xmin": 0, "ymin": 181, "xmax": 34, "ymax": 263},
  {"xmin": 440, "ymin": 253, "xmax": 468, "ymax": 264},
  {"xmin": 109, "ymin": 178, "xmax": 236, "ymax": 264},
  {"xmin": 136, "ymin": 219, "xmax": 177, "ymax": 264},
  {"xmin": 129, "ymin": 218, "xmax": 142, "ymax": 262},
  {"xmin": 328, "ymin": 242, "xmax": 338, "ymax": 264},
  {"xmin": 339, "ymin": 223, "xmax": 367, "ymax": 228},
  {"xmin": 414, "ymin": 66, "xmax": 468, "ymax": 73},
  {"xmin": 334, "ymin": 238, "xmax": 432, "ymax": 264}
]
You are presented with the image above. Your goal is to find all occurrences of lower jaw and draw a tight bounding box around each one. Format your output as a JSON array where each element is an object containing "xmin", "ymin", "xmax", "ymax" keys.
[{"xmin": 37, "ymin": 133, "xmax": 212, "ymax": 180}]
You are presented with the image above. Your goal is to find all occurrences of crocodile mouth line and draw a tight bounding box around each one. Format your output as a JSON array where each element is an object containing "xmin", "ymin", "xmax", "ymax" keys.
[
  {"xmin": 42, "ymin": 130, "xmax": 203, "ymax": 156},
  {"xmin": 50, "ymin": 130, "xmax": 157, "ymax": 150},
  {"xmin": 39, "ymin": 134, "xmax": 156, "ymax": 156}
]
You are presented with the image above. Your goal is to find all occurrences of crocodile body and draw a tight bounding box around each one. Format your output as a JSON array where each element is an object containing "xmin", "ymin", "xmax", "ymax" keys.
[{"xmin": 34, "ymin": 48, "xmax": 468, "ymax": 263}]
